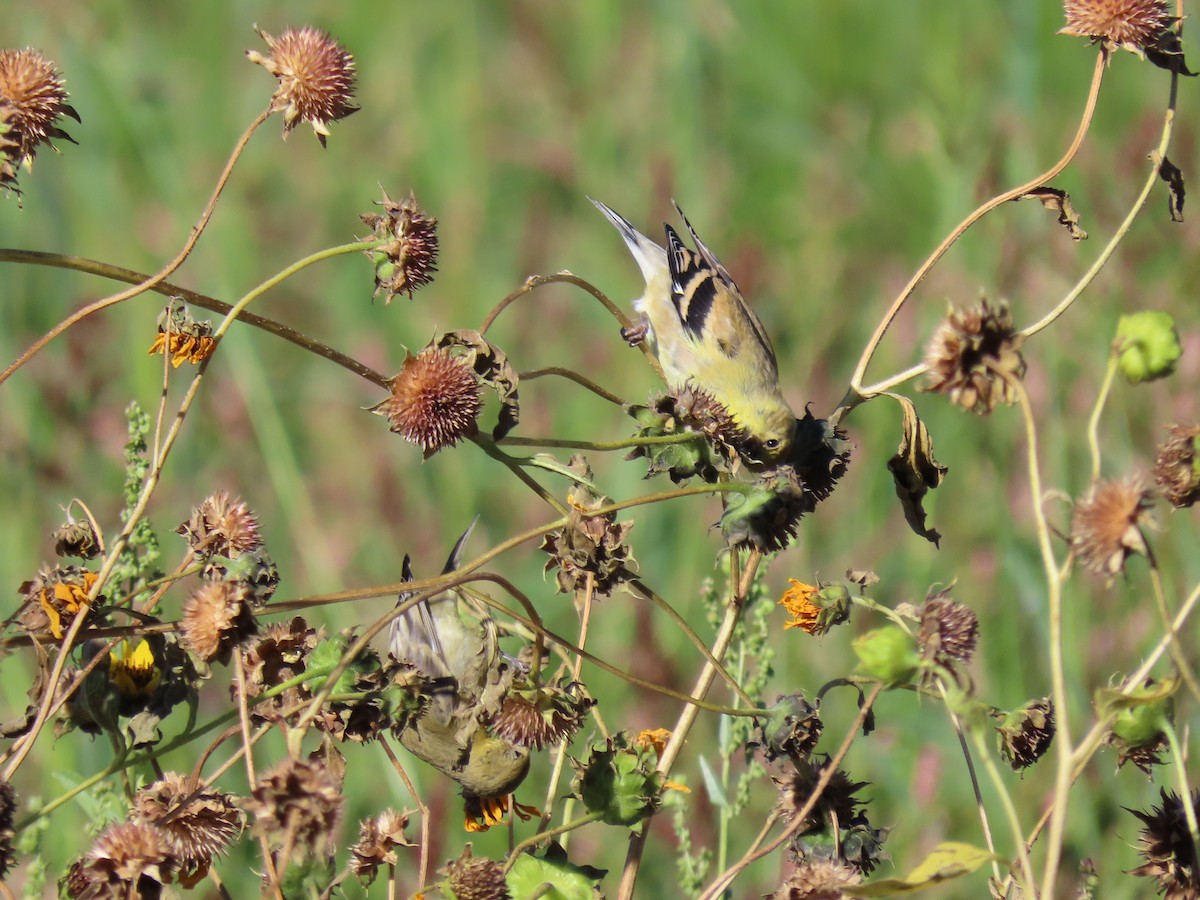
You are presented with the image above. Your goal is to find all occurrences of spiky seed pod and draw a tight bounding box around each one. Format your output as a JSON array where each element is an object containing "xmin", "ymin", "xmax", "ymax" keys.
[
  {"xmin": 177, "ymin": 492, "xmax": 263, "ymax": 558},
  {"xmin": 918, "ymin": 590, "xmax": 979, "ymax": 668},
  {"xmin": 349, "ymin": 810, "xmax": 412, "ymax": 884},
  {"xmin": 132, "ymin": 773, "xmax": 243, "ymax": 880},
  {"xmin": 64, "ymin": 821, "xmax": 175, "ymax": 899},
  {"xmin": 248, "ymin": 756, "xmax": 344, "ymax": 860},
  {"xmin": 180, "ymin": 581, "xmax": 257, "ymax": 665},
  {"xmin": 770, "ymin": 859, "xmax": 862, "ymax": 899},
  {"xmin": 997, "ymin": 698, "xmax": 1055, "ymax": 770},
  {"xmin": 490, "ymin": 681, "xmax": 594, "ymax": 751},
  {"xmin": 1060, "ymin": 0, "xmax": 1172, "ymax": 55},
  {"xmin": 360, "ymin": 191, "xmax": 440, "ymax": 303},
  {"xmin": 1070, "ymin": 477, "xmax": 1155, "ymax": 578},
  {"xmin": 239, "ymin": 617, "xmax": 321, "ymax": 726},
  {"xmin": 0, "ymin": 48, "xmax": 79, "ymax": 190},
  {"xmin": 246, "ymin": 27, "xmax": 358, "ymax": 146},
  {"xmin": 923, "ymin": 299, "xmax": 1026, "ymax": 414},
  {"xmin": 443, "ymin": 844, "xmax": 511, "ymax": 900},
  {"xmin": 1154, "ymin": 424, "xmax": 1200, "ymax": 508},
  {"xmin": 373, "ymin": 347, "xmax": 483, "ymax": 456},
  {"xmin": 1128, "ymin": 788, "xmax": 1200, "ymax": 898}
]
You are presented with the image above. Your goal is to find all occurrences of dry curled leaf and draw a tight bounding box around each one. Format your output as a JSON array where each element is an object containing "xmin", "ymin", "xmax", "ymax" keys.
[
  {"xmin": 435, "ymin": 329, "xmax": 520, "ymax": 440},
  {"xmin": 1157, "ymin": 155, "xmax": 1185, "ymax": 223},
  {"xmin": 886, "ymin": 395, "xmax": 946, "ymax": 547},
  {"xmin": 1016, "ymin": 186, "xmax": 1087, "ymax": 240}
]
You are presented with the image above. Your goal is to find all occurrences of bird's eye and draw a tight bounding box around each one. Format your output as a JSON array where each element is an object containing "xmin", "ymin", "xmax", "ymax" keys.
[{"xmin": 765, "ymin": 439, "xmax": 780, "ymax": 450}]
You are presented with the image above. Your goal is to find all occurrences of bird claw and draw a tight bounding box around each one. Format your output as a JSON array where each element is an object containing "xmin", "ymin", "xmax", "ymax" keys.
[{"xmin": 621, "ymin": 320, "xmax": 649, "ymax": 347}]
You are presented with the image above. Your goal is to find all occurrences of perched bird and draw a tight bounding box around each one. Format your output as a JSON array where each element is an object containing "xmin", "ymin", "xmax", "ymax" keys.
[
  {"xmin": 591, "ymin": 198, "xmax": 797, "ymax": 465},
  {"xmin": 388, "ymin": 522, "xmax": 530, "ymax": 806}
]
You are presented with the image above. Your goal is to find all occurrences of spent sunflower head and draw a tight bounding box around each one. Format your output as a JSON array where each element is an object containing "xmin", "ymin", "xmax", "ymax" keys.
[
  {"xmin": 1060, "ymin": 0, "xmax": 1173, "ymax": 56},
  {"xmin": 1128, "ymin": 788, "xmax": 1200, "ymax": 898},
  {"xmin": 923, "ymin": 298, "xmax": 1026, "ymax": 414},
  {"xmin": 490, "ymin": 680, "xmax": 594, "ymax": 751},
  {"xmin": 248, "ymin": 754, "xmax": 344, "ymax": 860},
  {"xmin": 1070, "ymin": 477, "xmax": 1155, "ymax": 579},
  {"xmin": 360, "ymin": 190, "xmax": 440, "ymax": 303},
  {"xmin": 132, "ymin": 773, "xmax": 243, "ymax": 882},
  {"xmin": 997, "ymin": 697, "xmax": 1056, "ymax": 771},
  {"xmin": 64, "ymin": 821, "xmax": 174, "ymax": 899},
  {"xmin": 0, "ymin": 48, "xmax": 79, "ymax": 194},
  {"xmin": 180, "ymin": 580, "xmax": 258, "ymax": 665},
  {"xmin": 349, "ymin": 810, "xmax": 413, "ymax": 885},
  {"xmin": 246, "ymin": 26, "xmax": 358, "ymax": 146},
  {"xmin": 177, "ymin": 491, "xmax": 263, "ymax": 558},
  {"xmin": 1154, "ymin": 424, "xmax": 1200, "ymax": 508},
  {"xmin": 917, "ymin": 589, "xmax": 979, "ymax": 671},
  {"xmin": 372, "ymin": 346, "xmax": 483, "ymax": 456}
]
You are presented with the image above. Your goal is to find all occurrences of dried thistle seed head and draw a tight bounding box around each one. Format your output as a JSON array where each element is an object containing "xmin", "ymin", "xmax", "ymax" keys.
[
  {"xmin": 0, "ymin": 779, "xmax": 14, "ymax": 878},
  {"xmin": 177, "ymin": 491, "xmax": 263, "ymax": 558},
  {"xmin": 52, "ymin": 517, "xmax": 100, "ymax": 560},
  {"xmin": 1071, "ymin": 477, "xmax": 1155, "ymax": 579},
  {"xmin": 540, "ymin": 456, "xmax": 636, "ymax": 598},
  {"xmin": 997, "ymin": 697, "xmax": 1055, "ymax": 770},
  {"xmin": 65, "ymin": 821, "xmax": 175, "ymax": 899},
  {"xmin": 248, "ymin": 755, "xmax": 344, "ymax": 859},
  {"xmin": 918, "ymin": 589, "xmax": 979, "ymax": 668},
  {"xmin": 777, "ymin": 758, "xmax": 869, "ymax": 832},
  {"xmin": 443, "ymin": 844, "xmax": 511, "ymax": 900},
  {"xmin": 1060, "ymin": 0, "xmax": 1172, "ymax": 55},
  {"xmin": 350, "ymin": 810, "xmax": 412, "ymax": 884},
  {"xmin": 770, "ymin": 859, "xmax": 862, "ymax": 899},
  {"xmin": 132, "ymin": 773, "xmax": 243, "ymax": 877},
  {"xmin": 372, "ymin": 347, "xmax": 482, "ymax": 456},
  {"xmin": 18, "ymin": 565, "xmax": 99, "ymax": 640},
  {"xmin": 239, "ymin": 617, "xmax": 321, "ymax": 725},
  {"xmin": 923, "ymin": 298, "xmax": 1026, "ymax": 414},
  {"xmin": 246, "ymin": 26, "xmax": 358, "ymax": 146},
  {"xmin": 490, "ymin": 681, "xmax": 594, "ymax": 751},
  {"xmin": 201, "ymin": 547, "xmax": 280, "ymax": 605},
  {"xmin": 1154, "ymin": 424, "xmax": 1200, "ymax": 508},
  {"xmin": 1128, "ymin": 788, "xmax": 1200, "ymax": 898},
  {"xmin": 360, "ymin": 190, "xmax": 440, "ymax": 303},
  {"xmin": 180, "ymin": 580, "xmax": 257, "ymax": 665},
  {"xmin": 0, "ymin": 49, "xmax": 79, "ymax": 185}
]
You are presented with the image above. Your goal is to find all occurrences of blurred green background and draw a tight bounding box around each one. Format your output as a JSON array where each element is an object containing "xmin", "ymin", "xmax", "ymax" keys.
[{"xmin": 2, "ymin": 1, "xmax": 1197, "ymax": 896}]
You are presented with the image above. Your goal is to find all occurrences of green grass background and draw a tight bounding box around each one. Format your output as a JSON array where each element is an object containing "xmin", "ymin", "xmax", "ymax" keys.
[{"xmin": 1, "ymin": 1, "xmax": 1197, "ymax": 896}]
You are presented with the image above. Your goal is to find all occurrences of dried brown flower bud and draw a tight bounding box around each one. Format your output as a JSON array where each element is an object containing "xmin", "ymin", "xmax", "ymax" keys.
[
  {"xmin": 360, "ymin": 190, "xmax": 440, "ymax": 303},
  {"xmin": 770, "ymin": 859, "xmax": 862, "ymax": 899},
  {"xmin": 132, "ymin": 773, "xmax": 243, "ymax": 883},
  {"xmin": 1154, "ymin": 424, "xmax": 1200, "ymax": 508},
  {"xmin": 1060, "ymin": 0, "xmax": 1172, "ymax": 55},
  {"xmin": 350, "ymin": 810, "xmax": 412, "ymax": 884},
  {"xmin": 373, "ymin": 346, "xmax": 483, "ymax": 456},
  {"xmin": 18, "ymin": 565, "xmax": 99, "ymax": 639},
  {"xmin": 52, "ymin": 517, "xmax": 100, "ymax": 559},
  {"xmin": 997, "ymin": 697, "xmax": 1055, "ymax": 770},
  {"xmin": 65, "ymin": 821, "xmax": 174, "ymax": 899},
  {"xmin": 918, "ymin": 589, "xmax": 979, "ymax": 668},
  {"xmin": 0, "ymin": 48, "xmax": 79, "ymax": 194},
  {"xmin": 1070, "ymin": 477, "xmax": 1154, "ymax": 578},
  {"xmin": 923, "ymin": 299, "xmax": 1026, "ymax": 414},
  {"xmin": 147, "ymin": 301, "xmax": 217, "ymax": 368},
  {"xmin": 239, "ymin": 617, "xmax": 321, "ymax": 725},
  {"xmin": 246, "ymin": 27, "xmax": 358, "ymax": 146},
  {"xmin": 1128, "ymin": 788, "xmax": 1200, "ymax": 898},
  {"xmin": 490, "ymin": 681, "xmax": 594, "ymax": 751},
  {"xmin": 248, "ymin": 755, "xmax": 344, "ymax": 860},
  {"xmin": 177, "ymin": 491, "xmax": 263, "ymax": 558},
  {"xmin": 180, "ymin": 581, "xmax": 257, "ymax": 665},
  {"xmin": 443, "ymin": 844, "xmax": 511, "ymax": 900}
]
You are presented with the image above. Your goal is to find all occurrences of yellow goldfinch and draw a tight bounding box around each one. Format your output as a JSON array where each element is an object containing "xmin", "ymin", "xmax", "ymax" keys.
[
  {"xmin": 590, "ymin": 198, "xmax": 797, "ymax": 465},
  {"xmin": 388, "ymin": 522, "xmax": 530, "ymax": 801}
]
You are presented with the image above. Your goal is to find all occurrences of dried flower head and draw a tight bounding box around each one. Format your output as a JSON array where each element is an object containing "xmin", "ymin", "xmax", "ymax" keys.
[
  {"xmin": 490, "ymin": 681, "xmax": 594, "ymax": 751},
  {"xmin": 180, "ymin": 581, "xmax": 257, "ymax": 665},
  {"xmin": 18, "ymin": 565, "xmax": 100, "ymax": 639},
  {"xmin": 132, "ymin": 773, "xmax": 243, "ymax": 882},
  {"xmin": 720, "ymin": 465, "xmax": 817, "ymax": 552},
  {"xmin": 541, "ymin": 456, "xmax": 636, "ymax": 598},
  {"xmin": 0, "ymin": 779, "xmax": 14, "ymax": 878},
  {"xmin": 147, "ymin": 301, "xmax": 217, "ymax": 368},
  {"xmin": 997, "ymin": 697, "xmax": 1055, "ymax": 770},
  {"xmin": 177, "ymin": 491, "xmax": 262, "ymax": 558},
  {"xmin": 443, "ymin": 844, "xmax": 511, "ymax": 900},
  {"xmin": 771, "ymin": 859, "xmax": 863, "ymax": 899},
  {"xmin": 918, "ymin": 589, "xmax": 979, "ymax": 669},
  {"xmin": 1071, "ymin": 477, "xmax": 1155, "ymax": 578},
  {"xmin": 779, "ymin": 580, "xmax": 852, "ymax": 637},
  {"xmin": 1060, "ymin": 0, "xmax": 1172, "ymax": 55},
  {"xmin": 360, "ymin": 190, "xmax": 440, "ymax": 303},
  {"xmin": 0, "ymin": 48, "xmax": 79, "ymax": 192},
  {"xmin": 1154, "ymin": 424, "xmax": 1200, "ymax": 508},
  {"xmin": 52, "ymin": 516, "xmax": 100, "ymax": 559},
  {"xmin": 635, "ymin": 728, "xmax": 672, "ymax": 757},
  {"xmin": 65, "ymin": 820, "xmax": 174, "ymax": 899},
  {"xmin": 246, "ymin": 26, "xmax": 358, "ymax": 146},
  {"xmin": 350, "ymin": 810, "xmax": 412, "ymax": 884},
  {"xmin": 248, "ymin": 756, "xmax": 344, "ymax": 859},
  {"xmin": 239, "ymin": 617, "xmax": 321, "ymax": 725},
  {"xmin": 1128, "ymin": 788, "xmax": 1200, "ymax": 898},
  {"xmin": 924, "ymin": 298, "xmax": 1026, "ymax": 414},
  {"xmin": 373, "ymin": 346, "xmax": 482, "ymax": 456}
]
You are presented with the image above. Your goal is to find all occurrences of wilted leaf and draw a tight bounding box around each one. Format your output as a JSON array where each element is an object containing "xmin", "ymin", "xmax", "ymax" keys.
[
  {"xmin": 844, "ymin": 841, "xmax": 997, "ymax": 896},
  {"xmin": 1157, "ymin": 155, "xmax": 1185, "ymax": 223},
  {"xmin": 435, "ymin": 329, "xmax": 520, "ymax": 439},
  {"xmin": 1145, "ymin": 27, "xmax": 1198, "ymax": 76},
  {"xmin": 1095, "ymin": 674, "xmax": 1179, "ymax": 719},
  {"xmin": 1016, "ymin": 186, "xmax": 1087, "ymax": 240},
  {"xmin": 886, "ymin": 395, "xmax": 947, "ymax": 546}
]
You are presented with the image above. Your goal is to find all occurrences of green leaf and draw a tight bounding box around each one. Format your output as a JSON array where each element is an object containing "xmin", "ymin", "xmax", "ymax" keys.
[
  {"xmin": 844, "ymin": 842, "xmax": 997, "ymax": 896},
  {"xmin": 507, "ymin": 842, "xmax": 605, "ymax": 899}
]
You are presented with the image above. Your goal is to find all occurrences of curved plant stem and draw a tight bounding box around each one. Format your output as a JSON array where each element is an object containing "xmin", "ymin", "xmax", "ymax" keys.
[
  {"xmin": 379, "ymin": 737, "xmax": 431, "ymax": 895},
  {"xmin": 520, "ymin": 366, "xmax": 627, "ymax": 405},
  {"xmin": 0, "ymin": 107, "xmax": 273, "ymax": 388},
  {"xmin": 1086, "ymin": 357, "xmax": 1119, "ymax": 484},
  {"xmin": 842, "ymin": 49, "xmax": 1106, "ymax": 409},
  {"xmin": 503, "ymin": 812, "xmax": 604, "ymax": 873},
  {"xmin": 967, "ymin": 725, "xmax": 1036, "ymax": 896}
]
